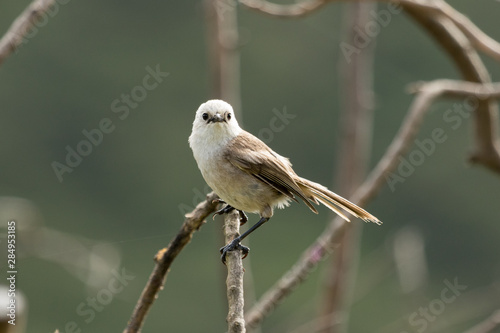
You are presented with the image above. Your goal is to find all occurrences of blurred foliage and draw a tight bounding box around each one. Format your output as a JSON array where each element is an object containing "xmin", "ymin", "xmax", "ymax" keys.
[{"xmin": 0, "ymin": 0, "xmax": 499, "ymax": 332}]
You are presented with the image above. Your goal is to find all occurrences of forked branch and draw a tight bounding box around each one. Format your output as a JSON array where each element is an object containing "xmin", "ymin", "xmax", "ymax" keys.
[{"xmin": 124, "ymin": 192, "xmax": 219, "ymax": 333}]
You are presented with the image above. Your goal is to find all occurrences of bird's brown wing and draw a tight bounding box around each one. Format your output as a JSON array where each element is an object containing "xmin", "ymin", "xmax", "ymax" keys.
[{"xmin": 224, "ymin": 131, "xmax": 318, "ymax": 213}]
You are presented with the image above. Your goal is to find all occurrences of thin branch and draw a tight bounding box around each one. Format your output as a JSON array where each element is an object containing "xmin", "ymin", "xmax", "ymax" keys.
[
  {"xmin": 0, "ymin": 0, "xmax": 55, "ymax": 66},
  {"xmin": 124, "ymin": 192, "xmax": 219, "ymax": 333},
  {"xmin": 224, "ymin": 211, "xmax": 246, "ymax": 333},
  {"xmin": 245, "ymin": 79, "xmax": 500, "ymax": 329},
  {"xmin": 463, "ymin": 309, "xmax": 500, "ymax": 333},
  {"xmin": 238, "ymin": 0, "xmax": 332, "ymax": 18}
]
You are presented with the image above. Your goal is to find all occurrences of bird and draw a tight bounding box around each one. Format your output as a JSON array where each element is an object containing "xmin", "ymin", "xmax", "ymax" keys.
[{"xmin": 189, "ymin": 100, "xmax": 381, "ymax": 263}]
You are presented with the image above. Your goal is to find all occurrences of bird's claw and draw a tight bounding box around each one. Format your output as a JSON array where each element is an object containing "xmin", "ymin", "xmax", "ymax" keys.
[
  {"xmin": 220, "ymin": 239, "xmax": 250, "ymax": 264},
  {"xmin": 211, "ymin": 200, "xmax": 248, "ymax": 225},
  {"xmin": 212, "ymin": 198, "xmax": 226, "ymax": 205},
  {"xmin": 212, "ymin": 203, "xmax": 235, "ymax": 220}
]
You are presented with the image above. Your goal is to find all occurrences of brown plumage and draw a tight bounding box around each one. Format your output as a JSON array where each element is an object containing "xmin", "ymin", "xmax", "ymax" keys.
[{"xmin": 225, "ymin": 131, "xmax": 381, "ymax": 224}]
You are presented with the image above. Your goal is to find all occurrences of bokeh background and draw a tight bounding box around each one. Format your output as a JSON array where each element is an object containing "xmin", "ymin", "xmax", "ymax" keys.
[{"xmin": 1, "ymin": 0, "xmax": 499, "ymax": 332}]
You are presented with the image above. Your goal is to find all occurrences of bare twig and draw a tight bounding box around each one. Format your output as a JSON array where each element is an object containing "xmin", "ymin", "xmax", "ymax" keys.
[
  {"xmin": 463, "ymin": 309, "xmax": 500, "ymax": 333},
  {"xmin": 238, "ymin": 0, "xmax": 332, "ymax": 18},
  {"xmin": 224, "ymin": 211, "xmax": 246, "ymax": 333},
  {"xmin": 124, "ymin": 192, "xmax": 219, "ymax": 333},
  {"xmin": 0, "ymin": 0, "xmax": 55, "ymax": 66}
]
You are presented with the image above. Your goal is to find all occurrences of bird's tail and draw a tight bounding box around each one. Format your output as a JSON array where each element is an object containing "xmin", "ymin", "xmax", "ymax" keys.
[{"xmin": 297, "ymin": 177, "xmax": 381, "ymax": 225}]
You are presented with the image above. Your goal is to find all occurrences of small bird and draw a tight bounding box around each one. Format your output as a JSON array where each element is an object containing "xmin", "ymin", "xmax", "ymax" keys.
[{"xmin": 189, "ymin": 100, "xmax": 381, "ymax": 263}]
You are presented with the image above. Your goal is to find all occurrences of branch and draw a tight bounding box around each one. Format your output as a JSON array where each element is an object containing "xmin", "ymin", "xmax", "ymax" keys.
[
  {"xmin": 0, "ymin": 0, "xmax": 55, "ymax": 66},
  {"xmin": 124, "ymin": 192, "xmax": 219, "ymax": 333},
  {"xmin": 238, "ymin": 0, "xmax": 332, "ymax": 18},
  {"xmin": 223, "ymin": 211, "xmax": 246, "ymax": 333},
  {"xmin": 463, "ymin": 309, "xmax": 500, "ymax": 333}
]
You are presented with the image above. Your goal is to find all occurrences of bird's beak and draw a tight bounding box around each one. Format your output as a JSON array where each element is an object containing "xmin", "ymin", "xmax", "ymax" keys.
[{"xmin": 208, "ymin": 113, "xmax": 225, "ymax": 123}]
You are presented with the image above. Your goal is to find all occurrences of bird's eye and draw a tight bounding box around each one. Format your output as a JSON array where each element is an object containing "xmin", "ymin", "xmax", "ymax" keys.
[
  {"xmin": 202, "ymin": 113, "xmax": 209, "ymax": 121},
  {"xmin": 227, "ymin": 113, "xmax": 232, "ymax": 120}
]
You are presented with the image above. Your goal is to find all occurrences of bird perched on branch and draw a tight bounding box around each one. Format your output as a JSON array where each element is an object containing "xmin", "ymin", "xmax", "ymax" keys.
[{"xmin": 189, "ymin": 100, "xmax": 381, "ymax": 263}]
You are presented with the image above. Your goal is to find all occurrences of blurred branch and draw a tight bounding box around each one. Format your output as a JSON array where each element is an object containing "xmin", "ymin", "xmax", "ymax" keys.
[
  {"xmin": 238, "ymin": 0, "xmax": 332, "ymax": 18},
  {"xmin": 205, "ymin": 0, "xmax": 243, "ymax": 119},
  {"xmin": 124, "ymin": 192, "xmax": 219, "ymax": 333},
  {"xmin": 463, "ymin": 309, "xmax": 500, "ymax": 333},
  {"xmin": 223, "ymin": 211, "xmax": 246, "ymax": 333},
  {"xmin": 319, "ymin": 2, "xmax": 376, "ymax": 332},
  {"xmin": 0, "ymin": 0, "xmax": 55, "ymax": 66}
]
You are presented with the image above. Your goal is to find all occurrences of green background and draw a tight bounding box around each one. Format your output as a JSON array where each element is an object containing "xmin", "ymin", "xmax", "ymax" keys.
[{"xmin": 1, "ymin": 0, "xmax": 499, "ymax": 332}]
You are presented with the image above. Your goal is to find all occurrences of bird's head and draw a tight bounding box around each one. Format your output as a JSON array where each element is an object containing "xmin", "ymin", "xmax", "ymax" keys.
[{"xmin": 190, "ymin": 100, "xmax": 242, "ymax": 145}]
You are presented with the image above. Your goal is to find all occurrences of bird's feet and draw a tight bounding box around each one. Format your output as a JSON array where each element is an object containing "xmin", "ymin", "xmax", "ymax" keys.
[
  {"xmin": 212, "ymin": 199, "xmax": 248, "ymax": 225},
  {"xmin": 220, "ymin": 238, "xmax": 250, "ymax": 264},
  {"xmin": 212, "ymin": 200, "xmax": 235, "ymax": 219}
]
